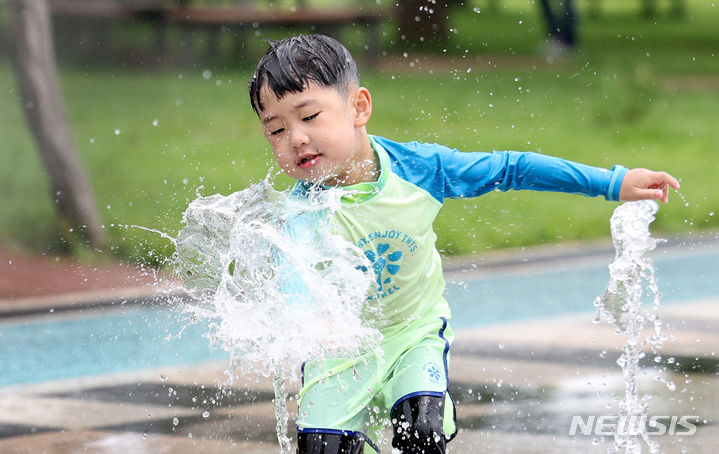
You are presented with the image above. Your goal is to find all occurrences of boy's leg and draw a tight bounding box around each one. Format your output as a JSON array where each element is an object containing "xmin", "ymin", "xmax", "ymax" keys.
[
  {"xmin": 384, "ymin": 317, "xmax": 457, "ymax": 452},
  {"xmin": 391, "ymin": 394, "xmax": 446, "ymax": 454},
  {"xmin": 297, "ymin": 356, "xmax": 382, "ymax": 453}
]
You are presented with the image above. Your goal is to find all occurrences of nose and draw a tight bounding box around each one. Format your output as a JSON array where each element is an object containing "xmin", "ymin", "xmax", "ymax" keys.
[{"xmin": 289, "ymin": 126, "xmax": 309, "ymax": 149}]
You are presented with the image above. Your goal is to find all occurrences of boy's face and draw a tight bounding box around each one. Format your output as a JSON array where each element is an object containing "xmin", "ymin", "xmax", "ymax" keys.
[{"xmin": 258, "ymin": 82, "xmax": 373, "ymax": 186}]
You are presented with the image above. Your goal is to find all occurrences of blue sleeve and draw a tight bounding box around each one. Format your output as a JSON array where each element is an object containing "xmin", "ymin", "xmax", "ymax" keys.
[{"xmin": 372, "ymin": 136, "xmax": 627, "ymax": 203}]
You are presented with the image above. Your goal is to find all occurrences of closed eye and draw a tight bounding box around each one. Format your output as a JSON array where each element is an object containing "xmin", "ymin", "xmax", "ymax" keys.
[
  {"xmin": 303, "ymin": 112, "xmax": 320, "ymax": 121},
  {"xmin": 269, "ymin": 128, "xmax": 285, "ymax": 136}
]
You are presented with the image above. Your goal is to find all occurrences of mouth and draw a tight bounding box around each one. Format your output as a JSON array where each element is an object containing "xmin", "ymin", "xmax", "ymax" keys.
[{"xmin": 297, "ymin": 154, "xmax": 321, "ymax": 169}]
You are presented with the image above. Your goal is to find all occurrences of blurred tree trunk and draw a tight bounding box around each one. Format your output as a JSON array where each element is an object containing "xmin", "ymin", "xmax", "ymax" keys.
[{"xmin": 9, "ymin": 0, "xmax": 104, "ymax": 249}]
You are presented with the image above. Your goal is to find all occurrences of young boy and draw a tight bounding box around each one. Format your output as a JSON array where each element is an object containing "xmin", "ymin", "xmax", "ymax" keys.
[{"xmin": 248, "ymin": 34, "xmax": 679, "ymax": 454}]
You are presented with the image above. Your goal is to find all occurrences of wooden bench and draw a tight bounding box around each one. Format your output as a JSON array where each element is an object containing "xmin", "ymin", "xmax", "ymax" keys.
[
  {"xmin": 48, "ymin": 1, "xmax": 383, "ymax": 66},
  {"xmin": 170, "ymin": 5, "xmax": 382, "ymax": 66}
]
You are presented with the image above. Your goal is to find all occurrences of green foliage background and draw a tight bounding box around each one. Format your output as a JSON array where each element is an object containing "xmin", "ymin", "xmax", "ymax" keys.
[{"xmin": 0, "ymin": 0, "xmax": 717, "ymax": 265}]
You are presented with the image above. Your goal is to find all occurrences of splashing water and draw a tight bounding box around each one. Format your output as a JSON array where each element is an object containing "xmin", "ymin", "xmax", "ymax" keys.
[
  {"xmin": 594, "ymin": 200, "xmax": 668, "ymax": 454},
  {"xmin": 172, "ymin": 179, "xmax": 381, "ymax": 453}
]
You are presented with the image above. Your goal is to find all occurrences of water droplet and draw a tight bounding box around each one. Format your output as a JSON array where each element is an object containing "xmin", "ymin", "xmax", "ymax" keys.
[
  {"xmin": 202, "ymin": 411, "xmax": 211, "ymax": 419},
  {"xmin": 172, "ymin": 417, "xmax": 179, "ymax": 426},
  {"xmin": 152, "ymin": 119, "xmax": 159, "ymax": 127},
  {"xmin": 202, "ymin": 69, "xmax": 212, "ymax": 79},
  {"xmin": 114, "ymin": 128, "xmax": 121, "ymax": 135}
]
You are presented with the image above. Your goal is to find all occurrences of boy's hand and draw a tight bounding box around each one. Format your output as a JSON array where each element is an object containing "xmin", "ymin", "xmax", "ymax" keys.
[{"xmin": 619, "ymin": 168, "xmax": 680, "ymax": 203}]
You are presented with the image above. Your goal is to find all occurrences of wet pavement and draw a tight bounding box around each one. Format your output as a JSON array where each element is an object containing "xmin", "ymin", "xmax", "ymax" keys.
[{"xmin": 1, "ymin": 245, "xmax": 717, "ymax": 453}]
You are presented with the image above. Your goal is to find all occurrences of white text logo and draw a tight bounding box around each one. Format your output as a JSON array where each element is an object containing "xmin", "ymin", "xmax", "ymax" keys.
[{"xmin": 568, "ymin": 415, "xmax": 698, "ymax": 436}]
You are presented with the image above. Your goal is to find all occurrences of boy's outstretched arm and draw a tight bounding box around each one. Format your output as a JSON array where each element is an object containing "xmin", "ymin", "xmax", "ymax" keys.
[{"xmin": 619, "ymin": 168, "xmax": 680, "ymax": 203}]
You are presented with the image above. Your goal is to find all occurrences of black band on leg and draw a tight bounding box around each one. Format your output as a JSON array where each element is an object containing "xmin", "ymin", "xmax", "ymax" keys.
[
  {"xmin": 297, "ymin": 431, "xmax": 365, "ymax": 454},
  {"xmin": 391, "ymin": 394, "xmax": 447, "ymax": 454}
]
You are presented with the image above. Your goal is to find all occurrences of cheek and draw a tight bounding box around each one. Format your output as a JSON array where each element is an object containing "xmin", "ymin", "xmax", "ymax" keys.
[
  {"xmin": 272, "ymin": 150, "xmax": 296, "ymax": 173},
  {"xmin": 271, "ymin": 148, "xmax": 287, "ymax": 163},
  {"xmin": 270, "ymin": 141, "xmax": 287, "ymax": 159}
]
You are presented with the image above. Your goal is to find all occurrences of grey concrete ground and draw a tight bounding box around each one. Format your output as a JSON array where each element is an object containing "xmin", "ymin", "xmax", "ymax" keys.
[{"xmin": 1, "ymin": 244, "xmax": 717, "ymax": 453}]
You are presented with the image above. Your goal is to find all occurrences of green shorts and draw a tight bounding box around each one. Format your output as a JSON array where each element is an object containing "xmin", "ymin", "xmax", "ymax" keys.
[{"xmin": 297, "ymin": 316, "xmax": 456, "ymax": 452}]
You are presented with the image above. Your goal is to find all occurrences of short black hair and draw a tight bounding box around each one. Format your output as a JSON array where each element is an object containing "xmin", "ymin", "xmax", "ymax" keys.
[{"xmin": 248, "ymin": 34, "xmax": 360, "ymax": 116}]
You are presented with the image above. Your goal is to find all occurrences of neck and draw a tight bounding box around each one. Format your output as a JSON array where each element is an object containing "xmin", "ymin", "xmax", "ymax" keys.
[
  {"xmin": 325, "ymin": 134, "xmax": 379, "ymax": 187},
  {"xmin": 350, "ymin": 136, "xmax": 380, "ymax": 184}
]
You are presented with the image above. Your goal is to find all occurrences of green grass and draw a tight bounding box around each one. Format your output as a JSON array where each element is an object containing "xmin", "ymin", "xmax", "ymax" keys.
[
  {"xmin": 444, "ymin": 0, "xmax": 719, "ymax": 74},
  {"xmin": 0, "ymin": 0, "xmax": 717, "ymax": 264}
]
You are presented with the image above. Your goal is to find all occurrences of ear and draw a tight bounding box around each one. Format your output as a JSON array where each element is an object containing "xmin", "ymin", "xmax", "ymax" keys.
[{"xmin": 351, "ymin": 86, "xmax": 372, "ymax": 127}]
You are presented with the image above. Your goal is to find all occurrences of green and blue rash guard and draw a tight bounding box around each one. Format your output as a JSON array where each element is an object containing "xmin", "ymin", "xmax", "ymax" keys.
[{"xmin": 292, "ymin": 135, "xmax": 628, "ymax": 337}]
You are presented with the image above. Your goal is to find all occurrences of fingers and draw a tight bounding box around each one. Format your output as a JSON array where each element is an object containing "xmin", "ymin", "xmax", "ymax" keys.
[
  {"xmin": 646, "ymin": 171, "xmax": 680, "ymax": 203},
  {"xmin": 647, "ymin": 171, "xmax": 681, "ymax": 191},
  {"xmin": 661, "ymin": 185, "xmax": 669, "ymax": 203},
  {"xmin": 629, "ymin": 188, "xmax": 666, "ymax": 203},
  {"xmin": 659, "ymin": 186, "xmax": 669, "ymax": 203},
  {"xmin": 619, "ymin": 169, "xmax": 680, "ymax": 203}
]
